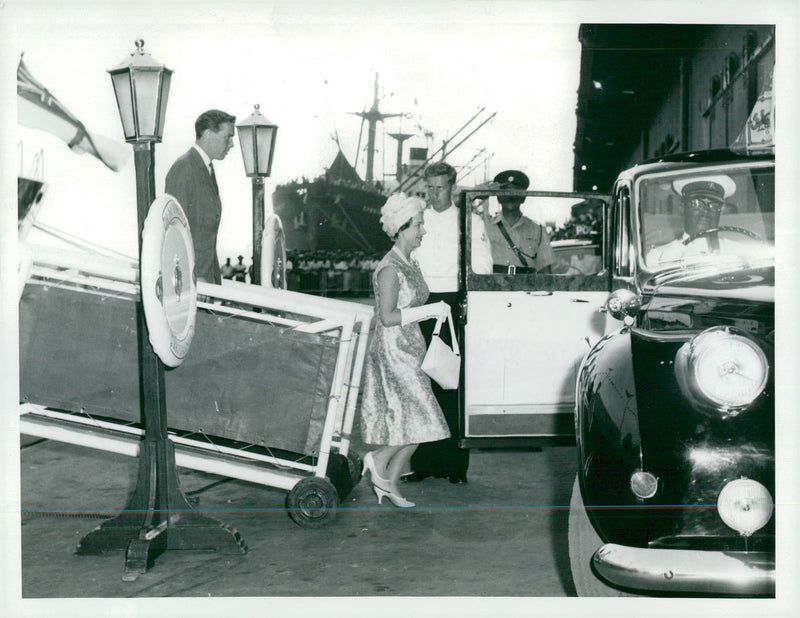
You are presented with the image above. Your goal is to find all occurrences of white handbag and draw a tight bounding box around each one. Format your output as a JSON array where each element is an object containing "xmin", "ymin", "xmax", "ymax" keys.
[{"xmin": 421, "ymin": 309, "xmax": 460, "ymax": 390}]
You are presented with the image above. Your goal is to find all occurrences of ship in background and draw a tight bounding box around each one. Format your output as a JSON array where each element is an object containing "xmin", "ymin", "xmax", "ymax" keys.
[
  {"xmin": 272, "ymin": 75, "xmax": 494, "ymax": 254},
  {"xmin": 17, "ymin": 145, "xmax": 47, "ymax": 240}
]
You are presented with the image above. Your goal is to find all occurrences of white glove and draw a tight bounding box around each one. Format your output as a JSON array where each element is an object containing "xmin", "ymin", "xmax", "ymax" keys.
[{"xmin": 400, "ymin": 301, "xmax": 449, "ymax": 326}]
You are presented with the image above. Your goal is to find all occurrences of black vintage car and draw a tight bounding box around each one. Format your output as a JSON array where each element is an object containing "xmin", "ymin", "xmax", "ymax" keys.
[{"xmin": 568, "ymin": 149, "xmax": 775, "ymax": 596}]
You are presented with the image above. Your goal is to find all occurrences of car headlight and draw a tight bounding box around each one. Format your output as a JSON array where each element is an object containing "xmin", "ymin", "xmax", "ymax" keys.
[
  {"xmin": 630, "ymin": 470, "xmax": 659, "ymax": 500},
  {"xmin": 675, "ymin": 326, "xmax": 768, "ymax": 416},
  {"xmin": 717, "ymin": 478, "xmax": 773, "ymax": 536}
]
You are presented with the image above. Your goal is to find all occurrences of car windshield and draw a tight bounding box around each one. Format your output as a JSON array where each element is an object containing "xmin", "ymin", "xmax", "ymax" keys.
[{"xmin": 638, "ymin": 163, "xmax": 774, "ymax": 270}]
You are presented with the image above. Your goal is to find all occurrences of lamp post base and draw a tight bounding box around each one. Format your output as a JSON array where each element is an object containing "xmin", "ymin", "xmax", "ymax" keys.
[
  {"xmin": 121, "ymin": 516, "xmax": 246, "ymax": 581},
  {"xmin": 76, "ymin": 438, "xmax": 247, "ymax": 581}
]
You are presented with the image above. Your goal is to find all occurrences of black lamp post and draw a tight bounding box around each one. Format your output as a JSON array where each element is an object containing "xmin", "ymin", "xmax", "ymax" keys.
[
  {"xmin": 236, "ymin": 105, "xmax": 277, "ymax": 285},
  {"xmin": 77, "ymin": 40, "xmax": 245, "ymax": 580}
]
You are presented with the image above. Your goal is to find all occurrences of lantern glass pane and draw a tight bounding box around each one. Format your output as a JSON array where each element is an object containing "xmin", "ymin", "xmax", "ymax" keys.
[
  {"xmin": 255, "ymin": 126, "xmax": 275, "ymax": 175},
  {"xmin": 110, "ymin": 71, "xmax": 135, "ymax": 139},
  {"xmin": 237, "ymin": 126, "xmax": 255, "ymax": 175},
  {"xmin": 133, "ymin": 69, "xmax": 161, "ymax": 137},
  {"xmin": 156, "ymin": 72, "xmax": 171, "ymax": 140}
]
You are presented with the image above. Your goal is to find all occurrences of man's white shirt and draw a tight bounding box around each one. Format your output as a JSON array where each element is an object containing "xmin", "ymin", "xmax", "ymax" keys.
[
  {"xmin": 192, "ymin": 143, "xmax": 213, "ymax": 175},
  {"xmin": 646, "ymin": 233, "xmax": 768, "ymax": 265},
  {"xmin": 412, "ymin": 204, "xmax": 493, "ymax": 293}
]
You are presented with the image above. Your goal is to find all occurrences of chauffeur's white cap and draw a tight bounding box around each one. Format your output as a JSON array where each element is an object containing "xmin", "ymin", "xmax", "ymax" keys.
[{"xmin": 673, "ymin": 174, "xmax": 736, "ymax": 199}]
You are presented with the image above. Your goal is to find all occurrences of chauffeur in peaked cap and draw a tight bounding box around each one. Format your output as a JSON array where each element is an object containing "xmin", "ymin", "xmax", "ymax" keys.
[
  {"xmin": 674, "ymin": 174, "xmax": 737, "ymax": 239},
  {"xmin": 646, "ymin": 173, "xmax": 740, "ymax": 265}
]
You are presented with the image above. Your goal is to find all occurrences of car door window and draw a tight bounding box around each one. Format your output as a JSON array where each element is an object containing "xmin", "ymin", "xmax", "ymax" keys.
[
  {"xmin": 612, "ymin": 185, "xmax": 632, "ymax": 278},
  {"xmin": 463, "ymin": 192, "xmax": 608, "ymax": 293}
]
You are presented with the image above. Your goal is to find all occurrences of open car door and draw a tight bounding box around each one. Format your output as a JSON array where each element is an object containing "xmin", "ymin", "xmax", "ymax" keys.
[{"xmin": 458, "ymin": 189, "xmax": 617, "ymax": 447}]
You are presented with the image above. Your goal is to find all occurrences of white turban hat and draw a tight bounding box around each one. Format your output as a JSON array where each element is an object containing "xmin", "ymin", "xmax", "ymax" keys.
[{"xmin": 380, "ymin": 192, "xmax": 426, "ymax": 238}]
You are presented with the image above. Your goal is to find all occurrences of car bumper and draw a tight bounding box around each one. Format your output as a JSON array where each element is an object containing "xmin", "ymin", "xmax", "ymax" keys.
[{"xmin": 593, "ymin": 543, "xmax": 775, "ymax": 596}]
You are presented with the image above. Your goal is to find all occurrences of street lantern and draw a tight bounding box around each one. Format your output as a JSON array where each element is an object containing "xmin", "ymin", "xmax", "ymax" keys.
[
  {"xmin": 236, "ymin": 104, "xmax": 278, "ymax": 177},
  {"xmin": 108, "ymin": 39, "xmax": 172, "ymax": 143},
  {"xmin": 77, "ymin": 40, "xmax": 243, "ymax": 580},
  {"xmin": 237, "ymin": 105, "xmax": 278, "ymax": 285}
]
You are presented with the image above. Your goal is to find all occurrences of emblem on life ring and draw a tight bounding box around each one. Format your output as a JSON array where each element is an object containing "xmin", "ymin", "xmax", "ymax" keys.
[
  {"xmin": 141, "ymin": 194, "xmax": 197, "ymax": 367},
  {"xmin": 260, "ymin": 213, "xmax": 287, "ymax": 289}
]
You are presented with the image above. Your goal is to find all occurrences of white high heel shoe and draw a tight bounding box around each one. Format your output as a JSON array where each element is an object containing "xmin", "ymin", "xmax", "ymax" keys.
[
  {"xmin": 364, "ymin": 452, "xmax": 415, "ymax": 508},
  {"xmin": 372, "ymin": 484, "xmax": 416, "ymax": 508},
  {"xmin": 363, "ymin": 451, "xmax": 387, "ymax": 483}
]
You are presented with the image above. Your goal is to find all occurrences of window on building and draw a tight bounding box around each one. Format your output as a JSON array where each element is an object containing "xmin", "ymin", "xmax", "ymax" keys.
[
  {"xmin": 724, "ymin": 53, "xmax": 741, "ymax": 89},
  {"xmin": 743, "ymin": 30, "xmax": 758, "ymax": 63},
  {"xmin": 710, "ymin": 75, "xmax": 722, "ymax": 99}
]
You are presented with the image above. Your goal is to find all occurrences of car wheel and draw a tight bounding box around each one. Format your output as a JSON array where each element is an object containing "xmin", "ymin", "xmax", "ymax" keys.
[
  {"xmin": 568, "ymin": 476, "xmax": 636, "ymax": 597},
  {"xmin": 285, "ymin": 477, "xmax": 339, "ymax": 528}
]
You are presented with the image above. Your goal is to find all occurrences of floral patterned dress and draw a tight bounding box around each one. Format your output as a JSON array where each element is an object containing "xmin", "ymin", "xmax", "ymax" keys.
[{"xmin": 359, "ymin": 249, "xmax": 451, "ymax": 446}]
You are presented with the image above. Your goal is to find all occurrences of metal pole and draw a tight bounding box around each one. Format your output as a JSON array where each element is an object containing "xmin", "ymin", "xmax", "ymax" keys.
[
  {"xmin": 251, "ymin": 177, "xmax": 265, "ymax": 285},
  {"xmin": 131, "ymin": 144, "xmax": 167, "ymax": 441}
]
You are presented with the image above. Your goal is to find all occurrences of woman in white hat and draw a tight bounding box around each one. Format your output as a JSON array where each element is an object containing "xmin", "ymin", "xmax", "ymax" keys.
[{"xmin": 359, "ymin": 193, "xmax": 451, "ymax": 508}]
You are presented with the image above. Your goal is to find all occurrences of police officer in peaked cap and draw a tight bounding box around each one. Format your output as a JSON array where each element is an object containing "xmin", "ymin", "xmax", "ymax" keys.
[{"xmin": 485, "ymin": 169, "xmax": 553, "ymax": 274}]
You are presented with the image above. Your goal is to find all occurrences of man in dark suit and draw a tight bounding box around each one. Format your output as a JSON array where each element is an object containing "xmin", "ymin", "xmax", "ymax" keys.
[{"xmin": 165, "ymin": 109, "xmax": 236, "ymax": 284}]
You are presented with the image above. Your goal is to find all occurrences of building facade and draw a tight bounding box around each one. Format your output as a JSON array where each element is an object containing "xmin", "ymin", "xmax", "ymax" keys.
[{"xmin": 573, "ymin": 24, "xmax": 775, "ymax": 193}]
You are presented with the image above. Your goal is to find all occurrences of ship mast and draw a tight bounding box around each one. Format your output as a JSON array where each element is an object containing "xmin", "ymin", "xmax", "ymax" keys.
[
  {"xmin": 350, "ymin": 73, "xmax": 402, "ymax": 183},
  {"xmin": 395, "ymin": 108, "xmax": 496, "ymax": 194},
  {"xmin": 388, "ymin": 132, "xmax": 413, "ymax": 183}
]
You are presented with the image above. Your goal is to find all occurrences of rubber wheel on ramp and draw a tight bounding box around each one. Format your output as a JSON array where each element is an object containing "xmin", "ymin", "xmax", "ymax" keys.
[
  {"xmin": 347, "ymin": 450, "xmax": 363, "ymax": 486},
  {"xmin": 286, "ymin": 477, "xmax": 339, "ymax": 528}
]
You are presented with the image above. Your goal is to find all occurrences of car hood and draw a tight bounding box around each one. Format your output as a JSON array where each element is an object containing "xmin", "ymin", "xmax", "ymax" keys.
[
  {"xmin": 647, "ymin": 262, "xmax": 773, "ymax": 300},
  {"xmin": 641, "ymin": 264, "xmax": 774, "ymax": 336}
]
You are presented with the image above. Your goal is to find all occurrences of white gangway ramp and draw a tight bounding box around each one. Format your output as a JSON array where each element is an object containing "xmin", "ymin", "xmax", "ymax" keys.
[{"xmin": 19, "ymin": 233, "xmax": 374, "ymax": 528}]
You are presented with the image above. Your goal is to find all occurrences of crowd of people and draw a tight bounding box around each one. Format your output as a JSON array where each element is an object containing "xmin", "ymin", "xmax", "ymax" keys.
[
  {"xmin": 549, "ymin": 209, "xmax": 602, "ymax": 244},
  {"xmin": 285, "ymin": 250, "xmax": 382, "ymax": 297},
  {"xmin": 218, "ymin": 250, "xmax": 383, "ymax": 296}
]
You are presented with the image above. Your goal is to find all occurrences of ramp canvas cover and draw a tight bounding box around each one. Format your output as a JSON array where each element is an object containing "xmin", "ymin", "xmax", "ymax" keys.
[{"xmin": 19, "ymin": 283, "xmax": 338, "ymax": 457}]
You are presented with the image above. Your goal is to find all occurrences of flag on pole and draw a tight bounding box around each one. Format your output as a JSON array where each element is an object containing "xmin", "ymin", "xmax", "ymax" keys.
[
  {"xmin": 731, "ymin": 69, "xmax": 774, "ymax": 155},
  {"xmin": 17, "ymin": 54, "xmax": 130, "ymax": 172}
]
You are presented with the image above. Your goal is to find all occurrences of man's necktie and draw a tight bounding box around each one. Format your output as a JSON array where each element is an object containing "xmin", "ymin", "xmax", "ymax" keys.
[{"xmin": 209, "ymin": 163, "xmax": 219, "ymax": 194}]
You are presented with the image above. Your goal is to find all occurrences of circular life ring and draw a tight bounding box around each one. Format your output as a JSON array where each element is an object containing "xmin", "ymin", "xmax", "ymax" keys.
[
  {"xmin": 140, "ymin": 194, "xmax": 197, "ymax": 367},
  {"xmin": 260, "ymin": 213, "xmax": 287, "ymax": 289}
]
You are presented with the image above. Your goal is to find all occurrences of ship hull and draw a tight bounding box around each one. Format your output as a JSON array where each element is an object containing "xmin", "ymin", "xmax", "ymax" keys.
[
  {"xmin": 272, "ymin": 180, "xmax": 392, "ymax": 254},
  {"xmin": 18, "ymin": 176, "xmax": 45, "ymax": 223}
]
